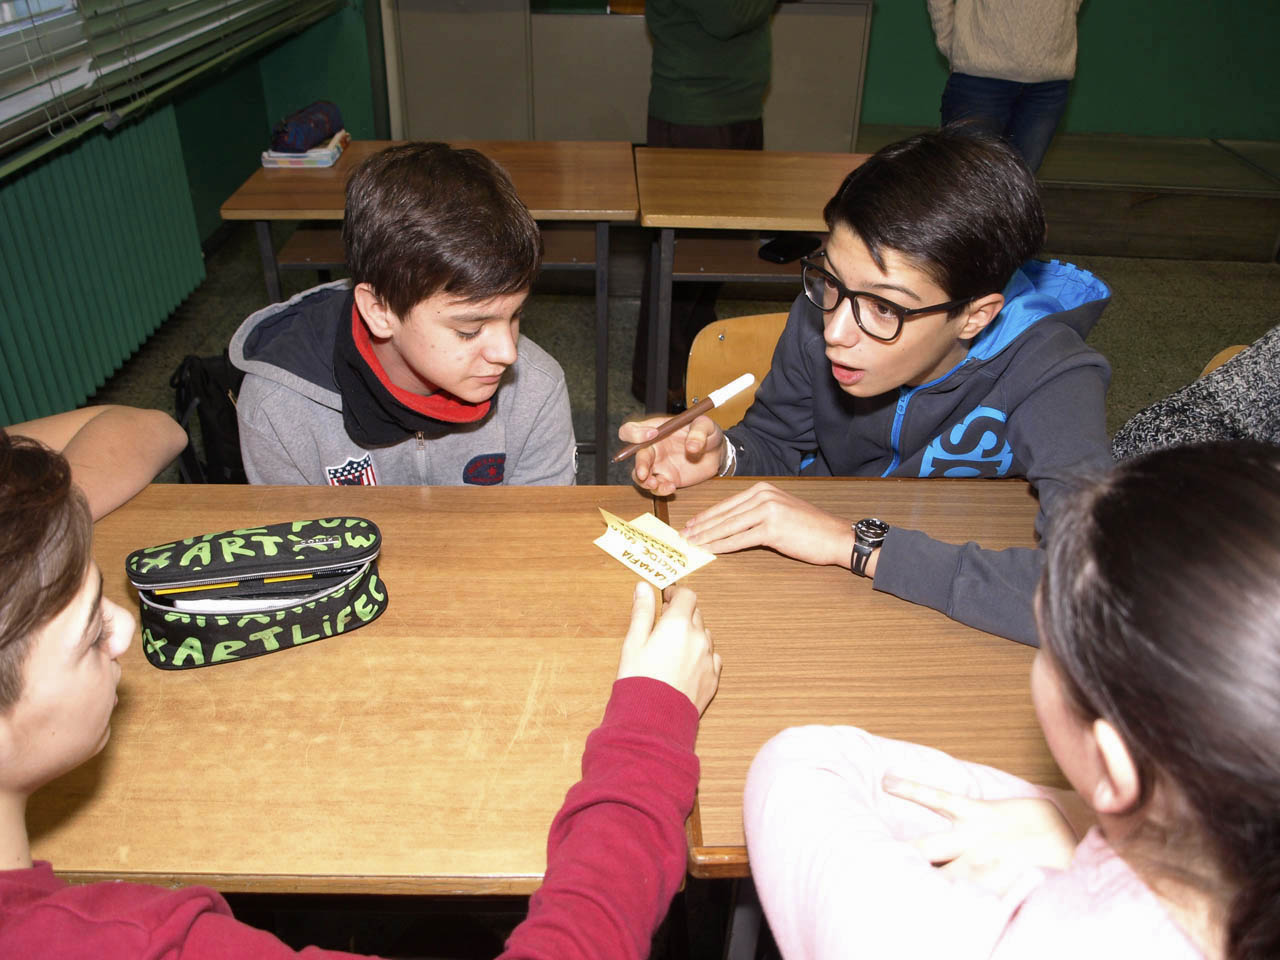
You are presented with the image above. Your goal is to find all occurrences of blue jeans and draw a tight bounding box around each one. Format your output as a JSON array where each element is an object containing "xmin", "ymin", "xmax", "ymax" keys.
[{"xmin": 940, "ymin": 73, "xmax": 1070, "ymax": 173}]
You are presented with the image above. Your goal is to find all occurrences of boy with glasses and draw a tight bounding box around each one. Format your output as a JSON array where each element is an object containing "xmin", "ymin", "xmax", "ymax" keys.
[{"xmin": 620, "ymin": 127, "xmax": 1113, "ymax": 645}]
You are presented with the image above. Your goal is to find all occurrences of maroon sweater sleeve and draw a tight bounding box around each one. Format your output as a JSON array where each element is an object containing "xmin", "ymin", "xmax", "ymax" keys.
[
  {"xmin": 2, "ymin": 678, "xmax": 697, "ymax": 960},
  {"xmin": 498, "ymin": 676, "xmax": 701, "ymax": 960},
  {"xmin": 0, "ymin": 863, "xmax": 369, "ymax": 959}
]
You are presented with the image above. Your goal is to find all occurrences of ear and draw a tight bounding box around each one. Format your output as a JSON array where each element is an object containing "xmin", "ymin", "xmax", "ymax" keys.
[
  {"xmin": 1089, "ymin": 718, "xmax": 1142, "ymax": 814},
  {"xmin": 353, "ymin": 282, "xmax": 398, "ymax": 340},
  {"xmin": 955, "ymin": 292, "xmax": 1004, "ymax": 340}
]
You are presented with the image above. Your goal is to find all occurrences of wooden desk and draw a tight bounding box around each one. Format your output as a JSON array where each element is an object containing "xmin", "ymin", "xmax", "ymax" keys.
[
  {"xmin": 220, "ymin": 140, "xmax": 640, "ymax": 483},
  {"xmin": 634, "ymin": 148, "xmax": 867, "ymax": 411},
  {"xmin": 658, "ymin": 477, "xmax": 1065, "ymax": 877},
  {"xmin": 29, "ymin": 483, "xmax": 653, "ymax": 894}
]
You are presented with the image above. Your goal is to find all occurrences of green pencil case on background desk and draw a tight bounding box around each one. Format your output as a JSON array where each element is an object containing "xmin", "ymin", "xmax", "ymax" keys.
[{"xmin": 126, "ymin": 517, "xmax": 388, "ymax": 670}]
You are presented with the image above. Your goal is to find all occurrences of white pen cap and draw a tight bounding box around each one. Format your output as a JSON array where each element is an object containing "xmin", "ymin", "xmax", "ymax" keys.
[{"xmin": 708, "ymin": 373, "xmax": 756, "ymax": 407}]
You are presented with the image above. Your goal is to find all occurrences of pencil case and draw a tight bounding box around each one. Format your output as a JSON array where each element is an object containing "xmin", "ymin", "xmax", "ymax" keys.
[
  {"xmin": 270, "ymin": 100, "xmax": 343, "ymax": 153},
  {"xmin": 126, "ymin": 517, "xmax": 388, "ymax": 670}
]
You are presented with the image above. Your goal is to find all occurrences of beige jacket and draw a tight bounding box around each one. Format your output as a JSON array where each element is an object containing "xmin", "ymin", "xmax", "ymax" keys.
[{"xmin": 927, "ymin": 0, "xmax": 1083, "ymax": 82}]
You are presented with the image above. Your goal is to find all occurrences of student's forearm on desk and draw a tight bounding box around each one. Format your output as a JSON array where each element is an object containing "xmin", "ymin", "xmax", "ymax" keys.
[
  {"xmin": 11, "ymin": 406, "xmax": 186, "ymax": 519},
  {"xmin": 500, "ymin": 678, "xmax": 700, "ymax": 960},
  {"xmin": 873, "ymin": 530, "xmax": 1043, "ymax": 645}
]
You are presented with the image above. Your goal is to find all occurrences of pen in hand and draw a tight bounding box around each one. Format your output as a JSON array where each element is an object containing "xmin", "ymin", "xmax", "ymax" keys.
[{"xmin": 611, "ymin": 373, "xmax": 755, "ymax": 464}]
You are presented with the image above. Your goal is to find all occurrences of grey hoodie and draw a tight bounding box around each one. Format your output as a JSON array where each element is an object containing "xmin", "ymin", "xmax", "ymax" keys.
[
  {"xmin": 724, "ymin": 259, "xmax": 1114, "ymax": 644},
  {"xmin": 229, "ymin": 282, "xmax": 576, "ymax": 487}
]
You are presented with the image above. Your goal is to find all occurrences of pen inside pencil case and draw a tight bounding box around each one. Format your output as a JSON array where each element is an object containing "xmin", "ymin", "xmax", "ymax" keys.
[{"xmin": 148, "ymin": 564, "xmax": 367, "ymax": 612}]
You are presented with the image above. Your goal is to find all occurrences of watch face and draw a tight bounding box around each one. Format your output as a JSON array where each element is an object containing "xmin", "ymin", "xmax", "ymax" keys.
[{"xmin": 856, "ymin": 518, "xmax": 889, "ymax": 545}]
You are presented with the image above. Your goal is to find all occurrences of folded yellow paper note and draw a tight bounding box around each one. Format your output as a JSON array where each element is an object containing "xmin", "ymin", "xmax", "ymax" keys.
[{"xmin": 594, "ymin": 509, "xmax": 715, "ymax": 588}]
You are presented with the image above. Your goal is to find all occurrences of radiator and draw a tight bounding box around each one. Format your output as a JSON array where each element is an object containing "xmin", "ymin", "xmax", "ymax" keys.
[{"xmin": 0, "ymin": 106, "xmax": 204, "ymax": 424}]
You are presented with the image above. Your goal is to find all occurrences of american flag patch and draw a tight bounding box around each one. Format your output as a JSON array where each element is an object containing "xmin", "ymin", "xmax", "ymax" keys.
[{"xmin": 326, "ymin": 455, "xmax": 378, "ymax": 486}]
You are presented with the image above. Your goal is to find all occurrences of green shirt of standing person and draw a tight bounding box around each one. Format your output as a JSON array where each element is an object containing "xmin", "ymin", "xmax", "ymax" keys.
[{"xmin": 646, "ymin": 0, "xmax": 777, "ymax": 133}]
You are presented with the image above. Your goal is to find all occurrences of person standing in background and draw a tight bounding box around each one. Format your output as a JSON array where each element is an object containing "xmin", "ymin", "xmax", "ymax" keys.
[
  {"xmin": 927, "ymin": 0, "xmax": 1084, "ymax": 173},
  {"xmin": 633, "ymin": 0, "xmax": 778, "ymax": 410}
]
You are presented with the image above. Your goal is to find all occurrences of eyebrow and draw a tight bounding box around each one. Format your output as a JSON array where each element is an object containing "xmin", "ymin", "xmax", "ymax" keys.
[
  {"xmin": 822, "ymin": 251, "xmax": 924, "ymax": 304},
  {"xmin": 445, "ymin": 296, "xmax": 528, "ymax": 321},
  {"xmin": 80, "ymin": 571, "xmax": 104, "ymax": 646}
]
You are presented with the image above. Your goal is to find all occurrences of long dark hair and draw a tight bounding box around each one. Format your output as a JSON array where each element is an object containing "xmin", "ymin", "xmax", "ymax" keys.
[
  {"xmin": 0, "ymin": 430, "xmax": 93, "ymax": 709},
  {"xmin": 1037, "ymin": 440, "xmax": 1280, "ymax": 960}
]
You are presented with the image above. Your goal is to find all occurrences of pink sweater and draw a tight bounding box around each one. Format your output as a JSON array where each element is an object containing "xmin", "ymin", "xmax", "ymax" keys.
[
  {"xmin": 744, "ymin": 725, "xmax": 1203, "ymax": 959},
  {"xmin": 0, "ymin": 677, "xmax": 699, "ymax": 960}
]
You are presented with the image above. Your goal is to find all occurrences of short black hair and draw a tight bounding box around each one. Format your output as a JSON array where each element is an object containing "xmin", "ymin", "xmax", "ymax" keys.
[
  {"xmin": 343, "ymin": 142, "xmax": 543, "ymax": 319},
  {"xmin": 823, "ymin": 125, "xmax": 1044, "ymax": 308}
]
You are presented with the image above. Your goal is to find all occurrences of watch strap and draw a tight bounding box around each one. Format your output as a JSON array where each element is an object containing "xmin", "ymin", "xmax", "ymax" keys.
[
  {"xmin": 850, "ymin": 540, "xmax": 874, "ymax": 577},
  {"xmin": 849, "ymin": 518, "xmax": 888, "ymax": 578}
]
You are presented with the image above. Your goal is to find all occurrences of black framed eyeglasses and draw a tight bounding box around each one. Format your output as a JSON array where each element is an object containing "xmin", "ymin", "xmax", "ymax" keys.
[{"xmin": 799, "ymin": 253, "xmax": 973, "ymax": 342}]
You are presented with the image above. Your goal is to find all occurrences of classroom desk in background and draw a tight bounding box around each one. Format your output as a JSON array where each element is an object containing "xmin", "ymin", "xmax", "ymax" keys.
[
  {"xmin": 219, "ymin": 139, "xmax": 639, "ymax": 483},
  {"xmin": 658, "ymin": 476, "xmax": 1065, "ymax": 877},
  {"xmin": 634, "ymin": 147, "xmax": 868, "ymax": 412},
  {"xmin": 29, "ymin": 483, "xmax": 654, "ymax": 894}
]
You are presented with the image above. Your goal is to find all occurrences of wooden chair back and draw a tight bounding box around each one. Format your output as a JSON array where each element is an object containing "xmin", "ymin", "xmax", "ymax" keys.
[
  {"xmin": 686, "ymin": 312, "xmax": 789, "ymax": 430},
  {"xmin": 1200, "ymin": 344, "xmax": 1246, "ymax": 377}
]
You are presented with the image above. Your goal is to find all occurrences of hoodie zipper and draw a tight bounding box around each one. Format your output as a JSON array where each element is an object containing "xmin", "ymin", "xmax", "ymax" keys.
[
  {"xmin": 881, "ymin": 354, "xmax": 973, "ymax": 477},
  {"xmin": 882, "ymin": 387, "xmax": 914, "ymax": 477},
  {"xmin": 416, "ymin": 431, "xmax": 426, "ymax": 483}
]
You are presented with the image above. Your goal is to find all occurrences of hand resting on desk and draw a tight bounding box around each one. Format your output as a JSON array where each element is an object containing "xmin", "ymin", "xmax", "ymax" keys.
[
  {"xmin": 682, "ymin": 481, "xmax": 864, "ymax": 574},
  {"xmin": 619, "ymin": 414, "xmax": 725, "ymax": 497},
  {"xmin": 616, "ymin": 583, "xmax": 721, "ymax": 714}
]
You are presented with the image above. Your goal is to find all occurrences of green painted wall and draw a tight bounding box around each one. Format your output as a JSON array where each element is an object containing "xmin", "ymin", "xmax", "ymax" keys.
[
  {"xmin": 171, "ymin": 5, "xmax": 377, "ymax": 242},
  {"xmin": 861, "ymin": 0, "xmax": 1279, "ymax": 140},
  {"xmin": 259, "ymin": 3, "xmax": 377, "ymax": 141},
  {"xmin": 173, "ymin": 58, "xmax": 270, "ymax": 243}
]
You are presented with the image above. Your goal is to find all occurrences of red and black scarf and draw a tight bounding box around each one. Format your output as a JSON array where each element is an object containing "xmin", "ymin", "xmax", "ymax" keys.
[{"xmin": 333, "ymin": 298, "xmax": 491, "ymax": 446}]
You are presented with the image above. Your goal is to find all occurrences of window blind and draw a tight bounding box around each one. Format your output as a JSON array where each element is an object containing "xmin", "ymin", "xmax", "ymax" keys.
[{"xmin": 0, "ymin": 0, "xmax": 340, "ymax": 172}]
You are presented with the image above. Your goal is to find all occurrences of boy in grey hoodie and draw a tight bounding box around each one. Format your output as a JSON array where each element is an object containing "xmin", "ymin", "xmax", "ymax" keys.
[
  {"xmin": 621, "ymin": 127, "xmax": 1113, "ymax": 645},
  {"xmin": 231, "ymin": 143, "xmax": 575, "ymax": 488}
]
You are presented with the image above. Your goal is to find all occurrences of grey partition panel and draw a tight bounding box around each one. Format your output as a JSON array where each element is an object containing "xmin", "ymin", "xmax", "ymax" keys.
[
  {"xmin": 766, "ymin": 1, "xmax": 872, "ymax": 152},
  {"xmin": 398, "ymin": 0, "xmax": 532, "ymax": 140},
  {"xmin": 531, "ymin": 14, "xmax": 650, "ymax": 143},
  {"xmin": 392, "ymin": 1, "xmax": 872, "ymax": 149}
]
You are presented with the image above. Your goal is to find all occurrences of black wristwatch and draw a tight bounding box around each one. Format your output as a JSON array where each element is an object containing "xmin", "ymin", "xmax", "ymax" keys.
[{"xmin": 850, "ymin": 518, "xmax": 889, "ymax": 577}]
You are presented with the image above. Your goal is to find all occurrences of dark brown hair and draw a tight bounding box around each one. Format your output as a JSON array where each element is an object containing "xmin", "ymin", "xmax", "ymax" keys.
[
  {"xmin": 342, "ymin": 142, "xmax": 543, "ymax": 319},
  {"xmin": 823, "ymin": 124, "xmax": 1044, "ymax": 313},
  {"xmin": 0, "ymin": 430, "xmax": 93, "ymax": 709},
  {"xmin": 1037, "ymin": 440, "xmax": 1280, "ymax": 960}
]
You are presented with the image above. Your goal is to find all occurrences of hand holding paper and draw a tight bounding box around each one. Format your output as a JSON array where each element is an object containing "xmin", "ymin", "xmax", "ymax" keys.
[{"xmin": 616, "ymin": 584, "xmax": 721, "ymax": 714}]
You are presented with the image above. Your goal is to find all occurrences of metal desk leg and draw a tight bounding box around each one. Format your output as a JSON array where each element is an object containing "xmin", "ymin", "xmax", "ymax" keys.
[
  {"xmin": 594, "ymin": 221, "xmax": 610, "ymax": 484},
  {"xmin": 255, "ymin": 220, "xmax": 282, "ymax": 303},
  {"xmin": 723, "ymin": 877, "xmax": 763, "ymax": 960},
  {"xmin": 645, "ymin": 227, "xmax": 675, "ymax": 413}
]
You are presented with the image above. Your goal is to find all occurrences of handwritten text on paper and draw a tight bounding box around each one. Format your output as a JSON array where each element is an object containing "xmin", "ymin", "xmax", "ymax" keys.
[{"xmin": 594, "ymin": 510, "xmax": 715, "ymax": 588}]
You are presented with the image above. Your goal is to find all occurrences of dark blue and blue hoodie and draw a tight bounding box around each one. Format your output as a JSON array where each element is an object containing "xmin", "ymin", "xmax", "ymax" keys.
[{"xmin": 724, "ymin": 259, "xmax": 1114, "ymax": 645}]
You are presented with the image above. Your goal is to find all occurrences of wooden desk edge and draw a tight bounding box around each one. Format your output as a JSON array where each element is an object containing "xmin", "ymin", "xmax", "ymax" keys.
[
  {"xmin": 687, "ymin": 847, "xmax": 749, "ymax": 880},
  {"xmin": 639, "ymin": 214, "xmax": 828, "ymax": 232},
  {"xmin": 52, "ymin": 869, "xmax": 547, "ymax": 896},
  {"xmin": 220, "ymin": 207, "xmax": 641, "ymax": 223}
]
